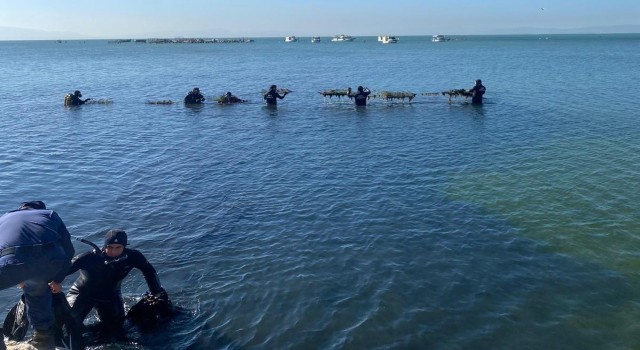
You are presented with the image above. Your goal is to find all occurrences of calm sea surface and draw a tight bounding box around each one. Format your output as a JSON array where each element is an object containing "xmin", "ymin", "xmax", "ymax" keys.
[{"xmin": 1, "ymin": 34, "xmax": 639, "ymax": 349}]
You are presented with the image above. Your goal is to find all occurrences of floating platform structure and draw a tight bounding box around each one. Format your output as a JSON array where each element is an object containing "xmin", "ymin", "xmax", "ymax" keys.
[
  {"xmin": 319, "ymin": 88, "xmax": 353, "ymax": 99},
  {"xmin": 375, "ymin": 91, "xmax": 415, "ymax": 101},
  {"xmin": 144, "ymin": 38, "xmax": 254, "ymax": 44}
]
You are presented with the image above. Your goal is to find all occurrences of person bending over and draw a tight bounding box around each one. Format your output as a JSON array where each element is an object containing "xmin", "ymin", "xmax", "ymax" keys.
[
  {"xmin": 219, "ymin": 92, "xmax": 246, "ymax": 104},
  {"xmin": 66, "ymin": 90, "xmax": 91, "ymax": 106},
  {"xmin": 0, "ymin": 201, "xmax": 75, "ymax": 349}
]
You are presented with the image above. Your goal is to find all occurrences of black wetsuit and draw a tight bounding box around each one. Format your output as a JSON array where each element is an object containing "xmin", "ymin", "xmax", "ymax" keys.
[
  {"xmin": 219, "ymin": 95, "xmax": 245, "ymax": 104},
  {"xmin": 70, "ymin": 95, "xmax": 88, "ymax": 106},
  {"xmin": 470, "ymin": 83, "xmax": 486, "ymax": 104},
  {"xmin": 353, "ymin": 89, "xmax": 371, "ymax": 106},
  {"xmin": 65, "ymin": 248, "xmax": 163, "ymax": 332},
  {"xmin": 184, "ymin": 91, "xmax": 205, "ymax": 104},
  {"xmin": 263, "ymin": 90, "xmax": 286, "ymax": 106}
]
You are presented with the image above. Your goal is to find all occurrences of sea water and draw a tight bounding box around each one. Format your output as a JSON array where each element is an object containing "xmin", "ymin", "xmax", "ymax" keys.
[{"xmin": 1, "ymin": 34, "xmax": 639, "ymax": 349}]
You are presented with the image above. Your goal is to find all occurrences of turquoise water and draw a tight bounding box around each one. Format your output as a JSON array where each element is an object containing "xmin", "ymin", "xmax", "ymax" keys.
[{"xmin": 1, "ymin": 34, "xmax": 639, "ymax": 349}]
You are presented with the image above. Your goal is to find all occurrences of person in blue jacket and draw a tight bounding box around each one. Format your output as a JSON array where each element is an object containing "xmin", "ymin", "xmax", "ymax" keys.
[
  {"xmin": 0, "ymin": 201, "xmax": 75, "ymax": 349},
  {"xmin": 58, "ymin": 229, "xmax": 166, "ymax": 337}
]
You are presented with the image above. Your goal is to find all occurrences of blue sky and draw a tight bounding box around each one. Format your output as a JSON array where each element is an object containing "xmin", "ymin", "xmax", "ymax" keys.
[{"xmin": 1, "ymin": 0, "xmax": 639, "ymax": 39}]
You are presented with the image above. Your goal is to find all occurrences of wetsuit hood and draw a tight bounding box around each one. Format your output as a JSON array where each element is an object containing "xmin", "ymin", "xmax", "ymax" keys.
[
  {"xmin": 104, "ymin": 229, "xmax": 127, "ymax": 246},
  {"xmin": 18, "ymin": 201, "xmax": 46, "ymax": 210}
]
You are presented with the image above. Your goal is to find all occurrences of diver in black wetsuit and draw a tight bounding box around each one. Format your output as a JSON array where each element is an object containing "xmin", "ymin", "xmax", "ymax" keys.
[
  {"xmin": 184, "ymin": 87, "xmax": 205, "ymax": 104},
  {"xmin": 469, "ymin": 79, "xmax": 486, "ymax": 105},
  {"xmin": 352, "ymin": 86, "xmax": 371, "ymax": 106},
  {"xmin": 219, "ymin": 91, "xmax": 246, "ymax": 104},
  {"xmin": 62, "ymin": 229, "xmax": 166, "ymax": 336},
  {"xmin": 68, "ymin": 90, "xmax": 91, "ymax": 106},
  {"xmin": 263, "ymin": 85, "xmax": 287, "ymax": 106}
]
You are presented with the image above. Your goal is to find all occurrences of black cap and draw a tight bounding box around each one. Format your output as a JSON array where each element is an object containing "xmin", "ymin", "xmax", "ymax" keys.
[
  {"xmin": 104, "ymin": 229, "xmax": 128, "ymax": 246},
  {"xmin": 19, "ymin": 201, "xmax": 46, "ymax": 210}
]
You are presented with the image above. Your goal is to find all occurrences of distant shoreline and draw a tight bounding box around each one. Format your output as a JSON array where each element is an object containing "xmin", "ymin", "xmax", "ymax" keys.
[{"xmin": 2, "ymin": 33, "xmax": 640, "ymax": 42}]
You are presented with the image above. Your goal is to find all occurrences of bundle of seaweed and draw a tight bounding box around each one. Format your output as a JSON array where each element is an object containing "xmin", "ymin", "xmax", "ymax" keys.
[
  {"xmin": 85, "ymin": 98, "xmax": 113, "ymax": 104},
  {"xmin": 441, "ymin": 89, "xmax": 472, "ymax": 103},
  {"xmin": 319, "ymin": 88, "xmax": 353, "ymax": 99},
  {"xmin": 442, "ymin": 89, "xmax": 472, "ymax": 98},
  {"xmin": 214, "ymin": 94, "xmax": 246, "ymax": 104},
  {"xmin": 373, "ymin": 91, "xmax": 417, "ymax": 102},
  {"xmin": 146, "ymin": 100, "xmax": 175, "ymax": 105},
  {"xmin": 261, "ymin": 88, "xmax": 293, "ymax": 95}
]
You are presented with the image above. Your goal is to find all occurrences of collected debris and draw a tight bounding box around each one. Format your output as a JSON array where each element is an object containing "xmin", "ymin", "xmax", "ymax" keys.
[
  {"xmin": 319, "ymin": 88, "xmax": 353, "ymax": 99},
  {"xmin": 261, "ymin": 88, "xmax": 293, "ymax": 95},
  {"xmin": 374, "ymin": 91, "xmax": 417, "ymax": 102},
  {"xmin": 85, "ymin": 98, "xmax": 113, "ymax": 104},
  {"xmin": 441, "ymin": 89, "xmax": 472, "ymax": 102},
  {"xmin": 146, "ymin": 100, "xmax": 175, "ymax": 105}
]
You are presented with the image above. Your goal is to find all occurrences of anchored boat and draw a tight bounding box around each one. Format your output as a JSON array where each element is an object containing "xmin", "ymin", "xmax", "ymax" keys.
[
  {"xmin": 378, "ymin": 35, "xmax": 399, "ymax": 44},
  {"xmin": 331, "ymin": 34, "xmax": 355, "ymax": 42},
  {"xmin": 432, "ymin": 34, "xmax": 448, "ymax": 42}
]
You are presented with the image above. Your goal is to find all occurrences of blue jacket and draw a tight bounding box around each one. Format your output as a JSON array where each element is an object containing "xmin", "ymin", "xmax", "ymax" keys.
[{"xmin": 0, "ymin": 208, "xmax": 75, "ymax": 282}]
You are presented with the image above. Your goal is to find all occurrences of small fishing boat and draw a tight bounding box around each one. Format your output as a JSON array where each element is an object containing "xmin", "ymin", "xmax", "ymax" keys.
[
  {"xmin": 331, "ymin": 34, "xmax": 354, "ymax": 42},
  {"xmin": 432, "ymin": 34, "xmax": 447, "ymax": 42},
  {"xmin": 311, "ymin": 36, "xmax": 321, "ymax": 43},
  {"xmin": 379, "ymin": 35, "xmax": 398, "ymax": 44},
  {"xmin": 285, "ymin": 36, "xmax": 298, "ymax": 42}
]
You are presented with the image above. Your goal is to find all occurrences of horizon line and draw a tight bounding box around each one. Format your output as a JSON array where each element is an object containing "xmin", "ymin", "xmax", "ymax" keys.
[{"xmin": 2, "ymin": 32, "xmax": 640, "ymax": 42}]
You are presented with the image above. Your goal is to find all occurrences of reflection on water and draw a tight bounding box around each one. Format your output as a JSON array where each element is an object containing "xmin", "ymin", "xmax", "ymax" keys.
[{"xmin": 263, "ymin": 104, "xmax": 279, "ymax": 117}]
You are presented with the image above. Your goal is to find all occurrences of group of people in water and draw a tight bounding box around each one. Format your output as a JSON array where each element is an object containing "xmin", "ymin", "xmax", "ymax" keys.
[
  {"xmin": 184, "ymin": 84, "xmax": 288, "ymax": 106},
  {"xmin": 185, "ymin": 80, "xmax": 484, "ymax": 106},
  {"xmin": 66, "ymin": 79, "xmax": 486, "ymax": 109},
  {"xmin": 0, "ymin": 201, "xmax": 167, "ymax": 349}
]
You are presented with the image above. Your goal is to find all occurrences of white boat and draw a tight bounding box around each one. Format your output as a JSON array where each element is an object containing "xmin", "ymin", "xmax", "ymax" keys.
[
  {"xmin": 379, "ymin": 35, "xmax": 398, "ymax": 44},
  {"xmin": 285, "ymin": 36, "xmax": 298, "ymax": 42},
  {"xmin": 432, "ymin": 34, "xmax": 447, "ymax": 42},
  {"xmin": 311, "ymin": 36, "xmax": 321, "ymax": 43},
  {"xmin": 331, "ymin": 34, "xmax": 354, "ymax": 42}
]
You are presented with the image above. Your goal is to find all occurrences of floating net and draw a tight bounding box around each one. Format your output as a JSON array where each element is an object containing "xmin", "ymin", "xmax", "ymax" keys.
[
  {"xmin": 372, "ymin": 91, "xmax": 417, "ymax": 102},
  {"xmin": 319, "ymin": 88, "xmax": 353, "ymax": 98},
  {"xmin": 84, "ymin": 98, "xmax": 113, "ymax": 104},
  {"xmin": 146, "ymin": 100, "xmax": 175, "ymax": 105}
]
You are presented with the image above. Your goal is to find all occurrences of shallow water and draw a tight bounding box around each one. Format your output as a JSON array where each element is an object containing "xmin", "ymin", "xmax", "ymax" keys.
[{"xmin": 1, "ymin": 34, "xmax": 639, "ymax": 349}]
